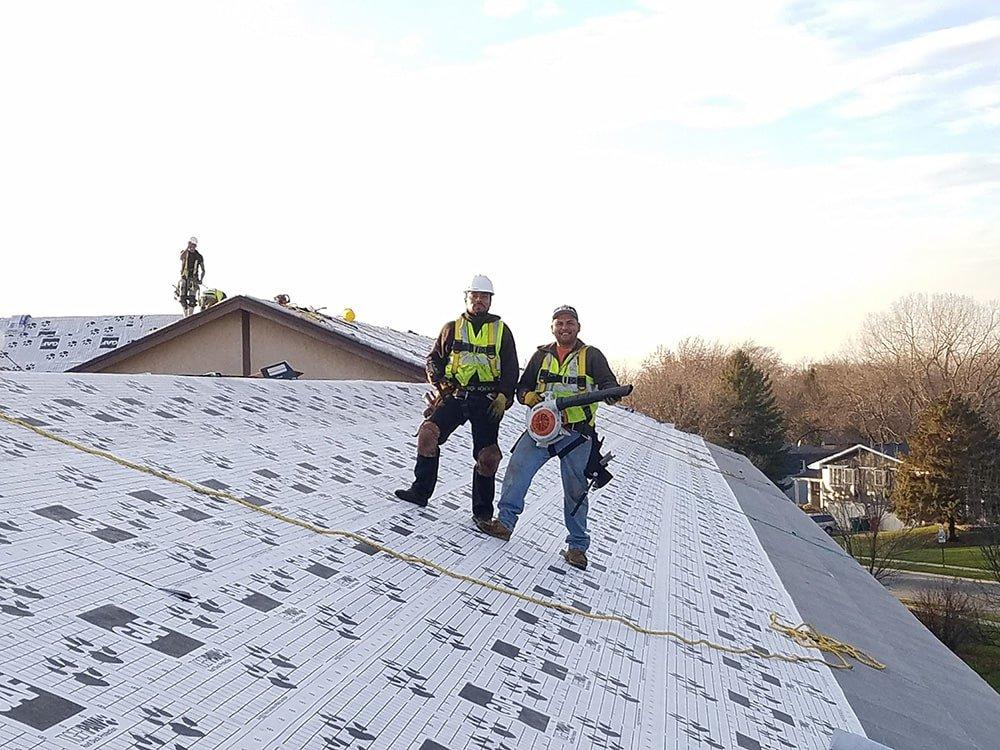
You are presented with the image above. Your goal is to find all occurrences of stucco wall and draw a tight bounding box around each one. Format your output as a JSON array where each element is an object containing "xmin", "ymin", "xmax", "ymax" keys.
[
  {"xmin": 248, "ymin": 315, "xmax": 416, "ymax": 381},
  {"xmin": 97, "ymin": 311, "xmax": 420, "ymax": 382},
  {"xmin": 101, "ymin": 311, "xmax": 244, "ymax": 375}
]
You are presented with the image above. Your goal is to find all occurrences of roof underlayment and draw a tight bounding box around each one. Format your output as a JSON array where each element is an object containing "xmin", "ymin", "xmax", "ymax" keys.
[
  {"xmin": 0, "ymin": 373, "xmax": 996, "ymax": 749},
  {"xmin": 1, "ymin": 315, "xmax": 180, "ymax": 372}
]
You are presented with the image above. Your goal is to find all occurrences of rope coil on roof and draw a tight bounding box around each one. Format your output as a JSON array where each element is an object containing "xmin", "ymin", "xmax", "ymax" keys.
[{"xmin": 0, "ymin": 409, "xmax": 885, "ymax": 672}]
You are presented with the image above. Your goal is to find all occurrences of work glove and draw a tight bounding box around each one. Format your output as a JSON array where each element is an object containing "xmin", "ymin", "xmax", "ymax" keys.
[
  {"xmin": 522, "ymin": 391, "xmax": 543, "ymax": 407},
  {"xmin": 488, "ymin": 393, "xmax": 508, "ymax": 421}
]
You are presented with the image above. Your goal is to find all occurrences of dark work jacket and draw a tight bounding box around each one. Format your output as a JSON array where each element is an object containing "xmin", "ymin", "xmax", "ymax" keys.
[
  {"xmin": 180, "ymin": 249, "xmax": 205, "ymax": 281},
  {"xmin": 426, "ymin": 312, "xmax": 518, "ymax": 401}
]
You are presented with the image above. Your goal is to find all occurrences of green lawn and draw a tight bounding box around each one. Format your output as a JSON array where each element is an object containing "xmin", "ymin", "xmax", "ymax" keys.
[
  {"xmin": 840, "ymin": 525, "xmax": 1000, "ymax": 578},
  {"xmin": 961, "ymin": 640, "xmax": 1000, "ymax": 693},
  {"xmin": 902, "ymin": 609, "xmax": 1000, "ymax": 694},
  {"xmin": 873, "ymin": 559, "xmax": 998, "ymax": 581},
  {"xmin": 895, "ymin": 546, "xmax": 989, "ymax": 570}
]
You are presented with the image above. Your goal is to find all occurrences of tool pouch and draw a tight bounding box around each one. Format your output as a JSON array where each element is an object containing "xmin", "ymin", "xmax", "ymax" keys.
[{"xmin": 585, "ymin": 434, "xmax": 614, "ymax": 489}]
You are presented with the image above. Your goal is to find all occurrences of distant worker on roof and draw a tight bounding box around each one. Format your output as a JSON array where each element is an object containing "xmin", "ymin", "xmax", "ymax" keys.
[
  {"xmin": 176, "ymin": 236, "xmax": 205, "ymax": 317},
  {"xmin": 394, "ymin": 275, "xmax": 518, "ymax": 527},
  {"xmin": 478, "ymin": 305, "xmax": 622, "ymax": 571},
  {"xmin": 199, "ymin": 288, "xmax": 227, "ymax": 312}
]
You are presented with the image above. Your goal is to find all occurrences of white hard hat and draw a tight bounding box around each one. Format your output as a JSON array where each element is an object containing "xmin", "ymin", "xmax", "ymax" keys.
[
  {"xmin": 465, "ymin": 274, "xmax": 495, "ymax": 295},
  {"xmin": 189, "ymin": 236, "xmax": 198, "ymax": 245}
]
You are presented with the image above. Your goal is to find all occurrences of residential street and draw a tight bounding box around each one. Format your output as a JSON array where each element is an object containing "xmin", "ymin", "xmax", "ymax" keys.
[{"xmin": 883, "ymin": 570, "xmax": 1000, "ymax": 614}]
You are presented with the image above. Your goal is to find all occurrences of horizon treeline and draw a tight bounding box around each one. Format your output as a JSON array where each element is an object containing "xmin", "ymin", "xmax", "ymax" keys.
[{"xmin": 622, "ymin": 292, "xmax": 1000, "ymax": 447}]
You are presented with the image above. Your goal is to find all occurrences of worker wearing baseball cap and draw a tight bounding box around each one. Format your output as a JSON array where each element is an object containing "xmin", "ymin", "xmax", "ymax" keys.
[{"xmin": 478, "ymin": 304, "xmax": 621, "ymax": 571}]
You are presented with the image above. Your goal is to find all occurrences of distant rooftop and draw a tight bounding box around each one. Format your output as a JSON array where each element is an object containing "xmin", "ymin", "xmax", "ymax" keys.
[
  {"xmin": 256, "ymin": 297, "xmax": 432, "ymax": 370},
  {"xmin": 64, "ymin": 296, "xmax": 434, "ymax": 378},
  {"xmin": 1, "ymin": 313, "xmax": 179, "ymax": 372}
]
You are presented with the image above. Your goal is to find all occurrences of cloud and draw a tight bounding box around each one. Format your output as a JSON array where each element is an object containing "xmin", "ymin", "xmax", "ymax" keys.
[
  {"xmin": 947, "ymin": 83, "xmax": 1000, "ymax": 132},
  {"xmin": 0, "ymin": 0, "xmax": 997, "ymax": 362},
  {"xmin": 533, "ymin": 1, "xmax": 563, "ymax": 19},
  {"xmin": 788, "ymin": 0, "xmax": 956, "ymax": 35},
  {"xmin": 396, "ymin": 33, "xmax": 426, "ymax": 56},
  {"xmin": 483, "ymin": 0, "xmax": 529, "ymax": 19}
]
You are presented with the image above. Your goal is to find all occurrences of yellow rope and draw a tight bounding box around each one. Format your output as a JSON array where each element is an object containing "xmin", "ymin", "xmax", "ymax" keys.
[
  {"xmin": 768, "ymin": 614, "xmax": 886, "ymax": 671},
  {"xmin": 0, "ymin": 409, "xmax": 885, "ymax": 672}
]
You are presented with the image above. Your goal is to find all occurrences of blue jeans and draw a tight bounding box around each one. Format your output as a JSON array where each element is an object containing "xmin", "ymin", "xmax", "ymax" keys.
[{"xmin": 498, "ymin": 431, "xmax": 591, "ymax": 551}]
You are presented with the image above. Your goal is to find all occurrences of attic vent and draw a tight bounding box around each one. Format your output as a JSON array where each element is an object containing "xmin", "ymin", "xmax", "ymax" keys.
[{"xmin": 261, "ymin": 361, "xmax": 303, "ymax": 380}]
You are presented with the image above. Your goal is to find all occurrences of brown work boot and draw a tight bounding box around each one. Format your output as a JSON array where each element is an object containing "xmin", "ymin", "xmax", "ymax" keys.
[
  {"xmin": 562, "ymin": 548, "xmax": 588, "ymax": 570},
  {"xmin": 476, "ymin": 517, "xmax": 512, "ymax": 541}
]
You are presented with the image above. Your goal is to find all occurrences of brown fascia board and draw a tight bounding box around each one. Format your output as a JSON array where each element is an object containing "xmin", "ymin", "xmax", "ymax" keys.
[{"xmin": 70, "ymin": 296, "xmax": 425, "ymax": 381}]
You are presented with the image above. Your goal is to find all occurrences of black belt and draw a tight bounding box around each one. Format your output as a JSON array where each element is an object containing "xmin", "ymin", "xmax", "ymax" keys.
[
  {"xmin": 539, "ymin": 372, "xmax": 588, "ymax": 387},
  {"xmin": 450, "ymin": 385, "xmax": 497, "ymax": 397}
]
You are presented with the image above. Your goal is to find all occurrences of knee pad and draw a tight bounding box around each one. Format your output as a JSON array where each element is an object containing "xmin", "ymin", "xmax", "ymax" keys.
[
  {"xmin": 476, "ymin": 444, "xmax": 502, "ymax": 476},
  {"xmin": 417, "ymin": 421, "xmax": 441, "ymax": 457}
]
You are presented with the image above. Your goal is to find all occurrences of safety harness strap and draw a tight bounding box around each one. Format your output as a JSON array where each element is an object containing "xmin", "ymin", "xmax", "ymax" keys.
[
  {"xmin": 547, "ymin": 432, "xmax": 587, "ymax": 459},
  {"xmin": 452, "ymin": 341, "xmax": 499, "ymax": 355}
]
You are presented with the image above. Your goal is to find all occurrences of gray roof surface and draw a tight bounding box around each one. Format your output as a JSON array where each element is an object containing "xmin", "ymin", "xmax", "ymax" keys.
[
  {"xmin": 710, "ymin": 443, "xmax": 1000, "ymax": 750},
  {"xmin": 254, "ymin": 298, "xmax": 432, "ymax": 370},
  {"xmin": 0, "ymin": 372, "xmax": 991, "ymax": 748},
  {"xmin": 1, "ymin": 314, "xmax": 179, "ymax": 372}
]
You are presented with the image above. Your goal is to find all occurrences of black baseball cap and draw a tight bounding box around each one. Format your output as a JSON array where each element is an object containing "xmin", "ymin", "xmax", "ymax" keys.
[{"xmin": 552, "ymin": 305, "xmax": 579, "ymax": 320}]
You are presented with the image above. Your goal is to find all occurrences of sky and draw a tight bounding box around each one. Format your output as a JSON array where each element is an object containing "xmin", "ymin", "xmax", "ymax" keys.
[{"xmin": 1, "ymin": 0, "xmax": 998, "ymax": 366}]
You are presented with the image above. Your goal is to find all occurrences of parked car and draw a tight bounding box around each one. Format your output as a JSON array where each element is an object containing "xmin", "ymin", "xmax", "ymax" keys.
[{"xmin": 807, "ymin": 513, "xmax": 838, "ymax": 534}]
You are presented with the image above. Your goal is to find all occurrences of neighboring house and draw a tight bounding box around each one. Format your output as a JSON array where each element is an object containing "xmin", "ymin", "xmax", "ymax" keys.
[
  {"xmin": 1, "ymin": 371, "xmax": 998, "ymax": 749},
  {"xmin": 1, "ymin": 313, "xmax": 179, "ymax": 372},
  {"xmin": 798, "ymin": 444, "xmax": 908, "ymax": 532},
  {"xmin": 70, "ymin": 295, "xmax": 430, "ymax": 381},
  {"xmin": 780, "ymin": 444, "xmax": 846, "ymax": 503}
]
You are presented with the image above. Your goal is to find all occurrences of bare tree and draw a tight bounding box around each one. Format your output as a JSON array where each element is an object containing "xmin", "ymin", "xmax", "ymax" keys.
[
  {"xmin": 772, "ymin": 360, "xmax": 868, "ymax": 445},
  {"xmin": 825, "ymin": 357, "xmax": 913, "ymax": 442},
  {"xmin": 975, "ymin": 460, "xmax": 1000, "ymax": 585},
  {"xmin": 628, "ymin": 338, "xmax": 728, "ymax": 433},
  {"xmin": 628, "ymin": 337, "xmax": 784, "ymax": 436},
  {"xmin": 847, "ymin": 293, "xmax": 1000, "ymax": 437},
  {"xmin": 911, "ymin": 581, "xmax": 991, "ymax": 653},
  {"xmin": 827, "ymin": 450, "xmax": 914, "ymax": 582}
]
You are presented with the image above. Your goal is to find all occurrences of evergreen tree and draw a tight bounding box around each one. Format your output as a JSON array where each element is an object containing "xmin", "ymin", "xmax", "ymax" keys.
[
  {"xmin": 893, "ymin": 392, "xmax": 999, "ymax": 540},
  {"xmin": 710, "ymin": 349, "xmax": 786, "ymax": 481}
]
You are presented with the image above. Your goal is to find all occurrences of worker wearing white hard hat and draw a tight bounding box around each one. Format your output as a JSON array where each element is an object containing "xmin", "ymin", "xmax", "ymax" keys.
[
  {"xmin": 176, "ymin": 236, "xmax": 205, "ymax": 317},
  {"xmin": 394, "ymin": 274, "xmax": 519, "ymax": 528},
  {"xmin": 465, "ymin": 274, "xmax": 495, "ymax": 295}
]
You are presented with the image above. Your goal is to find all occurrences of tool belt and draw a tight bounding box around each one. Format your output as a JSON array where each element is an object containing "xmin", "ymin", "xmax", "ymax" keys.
[
  {"xmin": 585, "ymin": 435, "xmax": 614, "ymax": 489},
  {"xmin": 450, "ymin": 384, "xmax": 497, "ymax": 397},
  {"xmin": 423, "ymin": 383, "xmax": 496, "ymax": 418}
]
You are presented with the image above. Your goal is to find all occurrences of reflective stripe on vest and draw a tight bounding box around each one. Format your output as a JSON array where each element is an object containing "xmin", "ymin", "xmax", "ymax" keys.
[
  {"xmin": 537, "ymin": 346, "xmax": 597, "ymax": 426},
  {"xmin": 445, "ymin": 317, "xmax": 504, "ymax": 387}
]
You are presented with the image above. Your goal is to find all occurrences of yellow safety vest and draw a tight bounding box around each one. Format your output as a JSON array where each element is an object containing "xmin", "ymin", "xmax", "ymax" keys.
[
  {"xmin": 445, "ymin": 317, "xmax": 504, "ymax": 387},
  {"xmin": 537, "ymin": 346, "xmax": 597, "ymax": 426}
]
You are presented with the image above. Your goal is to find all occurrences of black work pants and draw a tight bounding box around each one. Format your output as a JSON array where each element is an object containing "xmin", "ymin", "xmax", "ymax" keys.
[{"xmin": 430, "ymin": 394, "xmax": 500, "ymax": 519}]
